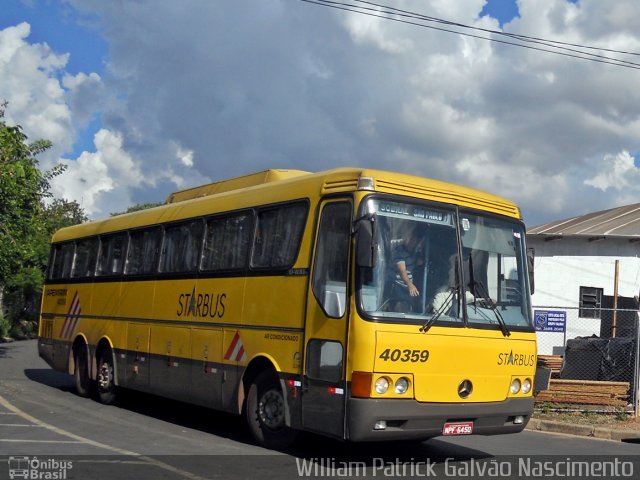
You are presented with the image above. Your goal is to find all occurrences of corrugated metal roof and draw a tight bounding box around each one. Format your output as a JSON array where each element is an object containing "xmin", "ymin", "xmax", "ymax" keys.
[{"xmin": 528, "ymin": 203, "xmax": 640, "ymax": 237}]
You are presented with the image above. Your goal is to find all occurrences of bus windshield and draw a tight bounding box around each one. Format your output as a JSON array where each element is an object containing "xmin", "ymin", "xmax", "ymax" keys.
[{"xmin": 357, "ymin": 198, "xmax": 532, "ymax": 331}]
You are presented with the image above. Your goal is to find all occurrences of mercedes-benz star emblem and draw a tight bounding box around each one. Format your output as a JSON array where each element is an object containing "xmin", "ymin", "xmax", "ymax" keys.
[{"xmin": 458, "ymin": 379, "xmax": 473, "ymax": 398}]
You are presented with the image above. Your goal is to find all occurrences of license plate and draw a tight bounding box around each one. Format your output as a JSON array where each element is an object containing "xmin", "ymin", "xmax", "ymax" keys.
[{"xmin": 442, "ymin": 421, "xmax": 474, "ymax": 436}]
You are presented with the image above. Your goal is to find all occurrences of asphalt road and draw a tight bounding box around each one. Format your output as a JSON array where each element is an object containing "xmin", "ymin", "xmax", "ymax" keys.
[{"xmin": 0, "ymin": 340, "xmax": 638, "ymax": 480}]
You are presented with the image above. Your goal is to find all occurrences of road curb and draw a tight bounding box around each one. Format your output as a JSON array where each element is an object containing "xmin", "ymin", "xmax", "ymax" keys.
[{"xmin": 527, "ymin": 418, "xmax": 640, "ymax": 442}]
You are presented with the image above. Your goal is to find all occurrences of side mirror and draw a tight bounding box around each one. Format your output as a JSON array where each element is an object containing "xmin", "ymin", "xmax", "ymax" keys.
[
  {"xmin": 355, "ymin": 214, "xmax": 377, "ymax": 268},
  {"xmin": 527, "ymin": 247, "xmax": 535, "ymax": 295}
]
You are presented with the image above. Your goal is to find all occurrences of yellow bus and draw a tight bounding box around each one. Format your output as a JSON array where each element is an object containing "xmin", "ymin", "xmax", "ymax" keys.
[{"xmin": 38, "ymin": 167, "xmax": 536, "ymax": 448}]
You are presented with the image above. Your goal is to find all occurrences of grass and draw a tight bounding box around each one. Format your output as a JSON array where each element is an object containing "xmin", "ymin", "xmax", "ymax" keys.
[{"xmin": 534, "ymin": 404, "xmax": 640, "ymax": 430}]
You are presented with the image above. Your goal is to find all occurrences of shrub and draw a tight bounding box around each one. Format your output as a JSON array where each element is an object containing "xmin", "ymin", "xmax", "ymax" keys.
[{"xmin": 0, "ymin": 311, "xmax": 10, "ymax": 339}]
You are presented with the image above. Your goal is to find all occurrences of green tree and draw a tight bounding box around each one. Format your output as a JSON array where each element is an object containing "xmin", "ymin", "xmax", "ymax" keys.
[
  {"xmin": 33, "ymin": 198, "xmax": 88, "ymax": 283},
  {"xmin": 44, "ymin": 198, "xmax": 88, "ymax": 231},
  {"xmin": 0, "ymin": 102, "xmax": 86, "ymax": 336},
  {"xmin": 110, "ymin": 202, "xmax": 162, "ymax": 216},
  {"xmin": 0, "ymin": 102, "xmax": 52, "ymax": 289}
]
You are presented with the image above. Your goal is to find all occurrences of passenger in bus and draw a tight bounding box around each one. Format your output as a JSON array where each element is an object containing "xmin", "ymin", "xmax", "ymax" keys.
[{"xmin": 430, "ymin": 249, "xmax": 493, "ymax": 314}]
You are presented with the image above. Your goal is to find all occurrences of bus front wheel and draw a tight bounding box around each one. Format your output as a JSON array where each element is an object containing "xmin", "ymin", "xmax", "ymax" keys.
[
  {"xmin": 245, "ymin": 370, "xmax": 297, "ymax": 449},
  {"xmin": 73, "ymin": 343, "xmax": 92, "ymax": 398},
  {"xmin": 96, "ymin": 348, "xmax": 117, "ymax": 405}
]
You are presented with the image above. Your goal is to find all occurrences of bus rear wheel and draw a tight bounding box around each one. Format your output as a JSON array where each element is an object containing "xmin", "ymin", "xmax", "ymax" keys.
[
  {"xmin": 73, "ymin": 343, "xmax": 92, "ymax": 398},
  {"xmin": 245, "ymin": 370, "xmax": 297, "ymax": 449},
  {"xmin": 96, "ymin": 348, "xmax": 117, "ymax": 405}
]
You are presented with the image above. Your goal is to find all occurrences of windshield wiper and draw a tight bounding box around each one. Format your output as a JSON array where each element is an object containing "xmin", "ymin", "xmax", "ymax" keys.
[
  {"xmin": 472, "ymin": 280, "xmax": 511, "ymax": 337},
  {"xmin": 420, "ymin": 286, "xmax": 457, "ymax": 333},
  {"xmin": 467, "ymin": 254, "xmax": 510, "ymax": 337}
]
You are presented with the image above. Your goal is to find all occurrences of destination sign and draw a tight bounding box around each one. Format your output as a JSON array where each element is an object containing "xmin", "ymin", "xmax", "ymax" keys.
[{"xmin": 374, "ymin": 201, "xmax": 452, "ymax": 225}]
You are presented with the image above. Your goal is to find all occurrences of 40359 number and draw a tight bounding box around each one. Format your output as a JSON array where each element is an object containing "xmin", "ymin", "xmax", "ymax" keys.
[{"xmin": 378, "ymin": 348, "xmax": 429, "ymax": 362}]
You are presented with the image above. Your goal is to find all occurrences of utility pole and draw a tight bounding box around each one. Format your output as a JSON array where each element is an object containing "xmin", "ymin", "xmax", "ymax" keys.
[{"xmin": 612, "ymin": 260, "xmax": 619, "ymax": 338}]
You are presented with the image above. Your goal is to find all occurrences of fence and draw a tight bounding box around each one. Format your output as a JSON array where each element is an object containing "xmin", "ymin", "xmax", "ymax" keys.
[{"xmin": 532, "ymin": 307, "xmax": 639, "ymax": 416}]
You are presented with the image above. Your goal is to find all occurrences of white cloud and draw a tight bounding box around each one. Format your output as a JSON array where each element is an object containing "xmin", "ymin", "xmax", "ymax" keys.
[
  {"xmin": 51, "ymin": 129, "xmax": 206, "ymax": 216},
  {"xmin": 176, "ymin": 146, "xmax": 194, "ymax": 168},
  {"xmin": 454, "ymin": 153, "xmax": 571, "ymax": 217},
  {"xmin": 52, "ymin": 129, "xmax": 143, "ymax": 216},
  {"xmin": 0, "ymin": 19, "xmax": 202, "ymax": 218},
  {"xmin": 343, "ymin": 10, "xmax": 414, "ymax": 54},
  {"xmin": 585, "ymin": 151, "xmax": 640, "ymax": 192},
  {"xmin": 0, "ymin": 22, "xmax": 73, "ymax": 157},
  {"xmin": 5, "ymin": 0, "xmax": 640, "ymax": 226}
]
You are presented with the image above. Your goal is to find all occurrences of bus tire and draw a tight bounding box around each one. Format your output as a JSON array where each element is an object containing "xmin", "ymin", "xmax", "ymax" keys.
[
  {"xmin": 245, "ymin": 370, "xmax": 297, "ymax": 449},
  {"xmin": 73, "ymin": 343, "xmax": 92, "ymax": 398},
  {"xmin": 96, "ymin": 348, "xmax": 117, "ymax": 405}
]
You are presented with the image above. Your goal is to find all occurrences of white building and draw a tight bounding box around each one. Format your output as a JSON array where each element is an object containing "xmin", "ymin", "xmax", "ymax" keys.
[{"xmin": 527, "ymin": 204, "xmax": 640, "ymax": 355}]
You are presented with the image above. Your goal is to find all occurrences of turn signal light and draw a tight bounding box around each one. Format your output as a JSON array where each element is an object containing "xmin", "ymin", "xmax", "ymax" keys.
[{"xmin": 351, "ymin": 371, "xmax": 373, "ymax": 398}]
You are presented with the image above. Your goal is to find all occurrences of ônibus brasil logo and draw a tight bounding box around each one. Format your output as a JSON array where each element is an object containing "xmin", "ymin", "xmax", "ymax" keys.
[{"xmin": 8, "ymin": 456, "xmax": 72, "ymax": 480}]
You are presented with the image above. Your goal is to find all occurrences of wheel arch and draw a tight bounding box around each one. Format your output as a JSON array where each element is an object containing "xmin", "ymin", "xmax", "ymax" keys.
[
  {"xmin": 68, "ymin": 334, "xmax": 90, "ymax": 375},
  {"xmin": 237, "ymin": 354, "xmax": 283, "ymax": 415}
]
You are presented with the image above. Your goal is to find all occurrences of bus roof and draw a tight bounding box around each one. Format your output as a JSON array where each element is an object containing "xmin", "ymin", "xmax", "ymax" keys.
[
  {"xmin": 51, "ymin": 167, "xmax": 522, "ymax": 243},
  {"xmin": 166, "ymin": 169, "xmax": 311, "ymax": 203}
]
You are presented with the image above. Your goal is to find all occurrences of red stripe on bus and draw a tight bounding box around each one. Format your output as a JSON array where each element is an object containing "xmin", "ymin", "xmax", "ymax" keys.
[{"xmin": 224, "ymin": 332, "xmax": 241, "ymax": 360}]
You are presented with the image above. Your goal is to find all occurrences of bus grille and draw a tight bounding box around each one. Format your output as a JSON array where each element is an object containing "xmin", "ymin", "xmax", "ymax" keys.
[
  {"xmin": 322, "ymin": 179, "xmax": 359, "ymax": 193},
  {"xmin": 375, "ymin": 179, "xmax": 520, "ymax": 218}
]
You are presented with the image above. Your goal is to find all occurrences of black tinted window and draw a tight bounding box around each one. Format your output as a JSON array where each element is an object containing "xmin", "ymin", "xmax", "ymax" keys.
[
  {"xmin": 50, "ymin": 243, "xmax": 75, "ymax": 279},
  {"xmin": 201, "ymin": 213, "xmax": 252, "ymax": 271},
  {"xmin": 126, "ymin": 227, "xmax": 162, "ymax": 275},
  {"xmin": 251, "ymin": 202, "xmax": 308, "ymax": 269},
  {"xmin": 96, "ymin": 233, "xmax": 128, "ymax": 276},
  {"xmin": 72, "ymin": 237, "xmax": 98, "ymax": 278},
  {"xmin": 160, "ymin": 220, "xmax": 204, "ymax": 273}
]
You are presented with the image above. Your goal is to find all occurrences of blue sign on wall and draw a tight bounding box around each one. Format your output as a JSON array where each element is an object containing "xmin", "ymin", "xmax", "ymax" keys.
[{"xmin": 534, "ymin": 310, "xmax": 567, "ymax": 332}]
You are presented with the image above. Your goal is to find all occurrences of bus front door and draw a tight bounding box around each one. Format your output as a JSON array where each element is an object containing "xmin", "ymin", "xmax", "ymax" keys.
[{"xmin": 302, "ymin": 200, "xmax": 352, "ymax": 439}]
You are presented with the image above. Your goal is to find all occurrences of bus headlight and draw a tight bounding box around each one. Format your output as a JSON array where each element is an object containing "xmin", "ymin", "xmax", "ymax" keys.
[
  {"xmin": 510, "ymin": 378, "xmax": 521, "ymax": 394},
  {"xmin": 375, "ymin": 377, "xmax": 390, "ymax": 394},
  {"xmin": 394, "ymin": 377, "xmax": 410, "ymax": 394},
  {"xmin": 521, "ymin": 378, "xmax": 532, "ymax": 395}
]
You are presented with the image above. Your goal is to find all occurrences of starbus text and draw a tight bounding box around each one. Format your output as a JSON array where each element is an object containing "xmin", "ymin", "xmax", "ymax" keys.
[{"xmin": 177, "ymin": 292, "xmax": 226, "ymax": 318}]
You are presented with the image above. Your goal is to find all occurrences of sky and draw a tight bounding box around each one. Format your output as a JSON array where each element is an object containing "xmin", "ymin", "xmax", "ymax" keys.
[{"xmin": 2, "ymin": 0, "xmax": 640, "ymax": 227}]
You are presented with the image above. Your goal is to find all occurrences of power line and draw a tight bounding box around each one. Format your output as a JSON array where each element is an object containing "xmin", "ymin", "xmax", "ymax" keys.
[
  {"xmin": 351, "ymin": 0, "xmax": 640, "ymax": 66},
  {"xmin": 354, "ymin": 0, "xmax": 640, "ymax": 57},
  {"xmin": 308, "ymin": 0, "xmax": 640, "ymax": 68},
  {"xmin": 296, "ymin": 0, "xmax": 640, "ymax": 70}
]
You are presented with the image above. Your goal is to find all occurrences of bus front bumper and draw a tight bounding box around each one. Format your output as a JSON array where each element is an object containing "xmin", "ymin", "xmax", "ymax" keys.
[{"xmin": 347, "ymin": 396, "xmax": 534, "ymax": 442}]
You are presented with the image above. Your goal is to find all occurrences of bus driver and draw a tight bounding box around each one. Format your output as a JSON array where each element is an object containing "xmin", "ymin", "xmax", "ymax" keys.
[{"xmin": 389, "ymin": 224, "xmax": 424, "ymax": 312}]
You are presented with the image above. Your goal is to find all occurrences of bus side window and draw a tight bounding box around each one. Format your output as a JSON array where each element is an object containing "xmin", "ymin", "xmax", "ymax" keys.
[
  {"xmin": 126, "ymin": 227, "xmax": 162, "ymax": 275},
  {"xmin": 71, "ymin": 237, "xmax": 98, "ymax": 278},
  {"xmin": 50, "ymin": 242, "xmax": 75, "ymax": 280},
  {"xmin": 251, "ymin": 202, "xmax": 308, "ymax": 269},
  {"xmin": 306, "ymin": 340, "xmax": 343, "ymax": 383},
  {"xmin": 160, "ymin": 220, "xmax": 204, "ymax": 273},
  {"xmin": 201, "ymin": 212, "xmax": 252, "ymax": 271},
  {"xmin": 96, "ymin": 233, "xmax": 128, "ymax": 276},
  {"xmin": 312, "ymin": 202, "xmax": 351, "ymax": 318}
]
